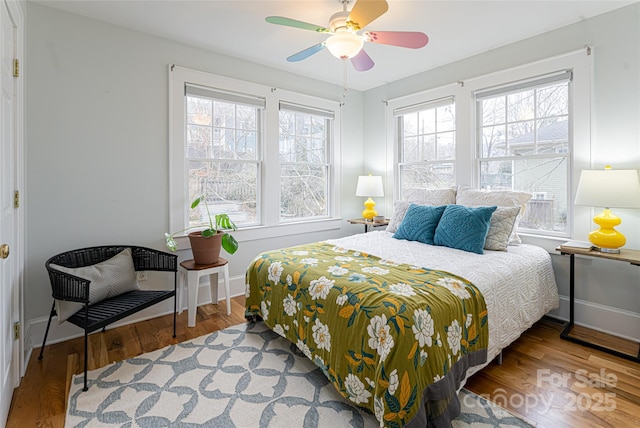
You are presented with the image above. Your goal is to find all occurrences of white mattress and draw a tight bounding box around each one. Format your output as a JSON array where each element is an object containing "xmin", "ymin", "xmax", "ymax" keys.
[{"xmin": 325, "ymin": 231, "xmax": 559, "ymax": 367}]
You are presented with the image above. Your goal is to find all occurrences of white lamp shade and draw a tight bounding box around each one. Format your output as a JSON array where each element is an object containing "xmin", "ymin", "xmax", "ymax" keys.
[
  {"xmin": 574, "ymin": 168, "xmax": 640, "ymax": 208},
  {"xmin": 325, "ymin": 30, "xmax": 364, "ymax": 60},
  {"xmin": 356, "ymin": 175, "xmax": 384, "ymax": 197}
]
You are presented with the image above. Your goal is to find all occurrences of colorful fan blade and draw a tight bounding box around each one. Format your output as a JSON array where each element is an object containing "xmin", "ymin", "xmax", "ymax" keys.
[
  {"xmin": 347, "ymin": 0, "xmax": 389, "ymax": 31},
  {"xmin": 351, "ymin": 49, "xmax": 374, "ymax": 71},
  {"xmin": 265, "ymin": 16, "xmax": 330, "ymax": 33},
  {"xmin": 287, "ymin": 43, "xmax": 326, "ymax": 62},
  {"xmin": 364, "ymin": 31, "xmax": 429, "ymax": 49}
]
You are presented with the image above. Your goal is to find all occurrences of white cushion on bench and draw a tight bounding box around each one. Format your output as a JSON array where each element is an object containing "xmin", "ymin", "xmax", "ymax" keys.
[{"xmin": 51, "ymin": 248, "xmax": 140, "ymax": 323}]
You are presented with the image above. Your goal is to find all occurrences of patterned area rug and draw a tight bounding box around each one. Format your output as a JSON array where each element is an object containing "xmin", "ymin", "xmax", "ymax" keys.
[{"xmin": 65, "ymin": 322, "xmax": 533, "ymax": 427}]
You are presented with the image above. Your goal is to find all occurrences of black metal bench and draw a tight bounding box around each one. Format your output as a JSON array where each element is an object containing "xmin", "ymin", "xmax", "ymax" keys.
[{"xmin": 38, "ymin": 245, "xmax": 177, "ymax": 391}]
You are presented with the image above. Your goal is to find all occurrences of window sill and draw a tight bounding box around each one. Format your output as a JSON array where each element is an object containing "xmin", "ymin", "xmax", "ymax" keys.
[{"xmin": 170, "ymin": 217, "xmax": 343, "ymax": 249}]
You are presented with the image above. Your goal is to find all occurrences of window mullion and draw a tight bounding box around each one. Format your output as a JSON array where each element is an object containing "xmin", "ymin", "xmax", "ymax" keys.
[
  {"xmin": 263, "ymin": 95, "xmax": 280, "ymax": 226},
  {"xmin": 281, "ymin": 161, "xmax": 330, "ymax": 167},
  {"xmin": 477, "ymin": 153, "xmax": 568, "ymax": 162}
]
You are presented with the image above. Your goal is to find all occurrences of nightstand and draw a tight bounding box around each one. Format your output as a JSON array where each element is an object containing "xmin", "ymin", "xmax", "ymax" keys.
[
  {"xmin": 348, "ymin": 218, "xmax": 389, "ymax": 233},
  {"xmin": 557, "ymin": 246, "xmax": 640, "ymax": 362},
  {"xmin": 178, "ymin": 258, "xmax": 231, "ymax": 327}
]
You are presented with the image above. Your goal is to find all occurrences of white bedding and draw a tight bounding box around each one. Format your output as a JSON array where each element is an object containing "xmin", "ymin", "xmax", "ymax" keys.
[{"xmin": 325, "ymin": 231, "xmax": 559, "ymax": 368}]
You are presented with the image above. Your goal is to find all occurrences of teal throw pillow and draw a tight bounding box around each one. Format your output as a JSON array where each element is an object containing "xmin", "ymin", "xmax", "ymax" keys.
[
  {"xmin": 434, "ymin": 205, "xmax": 497, "ymax": 254},
  {"xmin": 393, "ymin": 204, "xmax": 447, "ymax": 245}
]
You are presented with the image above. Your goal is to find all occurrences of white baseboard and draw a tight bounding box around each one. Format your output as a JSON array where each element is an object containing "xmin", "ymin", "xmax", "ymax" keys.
[
  {"xmin": 27, "ymin": 283, "xmax": 640, "ymax": 365},
  {"xmin": 26, "ymin": 274, "xmax": 247, "ymax": 354},
  {"xmin": 547, "ymin": 295, "xmax": 640, "ymax": 342}
]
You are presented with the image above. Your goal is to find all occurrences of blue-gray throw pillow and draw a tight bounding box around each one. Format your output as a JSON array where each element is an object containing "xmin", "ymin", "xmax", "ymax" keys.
[
  {"xmin": 393, "ymin": 204, "xmax": 447, "ymax": 245},
  {"xmin": 434, "ymin": 204, "xmax": 497, "ymax": 254}
]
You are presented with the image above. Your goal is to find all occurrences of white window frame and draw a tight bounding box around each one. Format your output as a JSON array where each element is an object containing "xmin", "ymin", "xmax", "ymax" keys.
[
  {"xmin": 278, "ymin": 101, "xmax": 334, "ymax": 222},
  {"xmin": 184, "ymin": 82, "xmax": 265, "ymax": 228},
  {"xmin": 474, "ymin": 70, "xmax": 572, "ymax": 237},
  {"xmin": 394, "ymin": 96, "xmax": 457, "ymax": 196},
  {"xmin": 386, "ymin": 83, "xmax": 466, "ymax": 201},
  {"xmin": 169, "ymin": 66, "xmax": 342, "ymax": 248},
  {"xmin": 465, "ymin": 50, "xmax": 591, "ymax": 242},
  {"xmin": 386, "ymin": 49, "xmax": 591, "ymax": 244}
]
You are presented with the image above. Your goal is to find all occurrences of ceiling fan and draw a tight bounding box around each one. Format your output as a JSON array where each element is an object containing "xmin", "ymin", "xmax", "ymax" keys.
[{"xmin": 266, "ymin": 0, "xmax": 429, "ymax": 72}]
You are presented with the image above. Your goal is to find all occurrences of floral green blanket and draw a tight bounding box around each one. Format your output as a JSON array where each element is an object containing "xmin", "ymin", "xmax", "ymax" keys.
[{"xmin": 245, "ymin": 242, "xmax": 488, "ymax": 427}]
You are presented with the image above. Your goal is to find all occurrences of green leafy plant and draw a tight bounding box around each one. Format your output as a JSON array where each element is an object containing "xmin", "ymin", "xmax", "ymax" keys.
[{"xmin": 165, "ymin": 195, "xmax": 239, "ymax": 254}]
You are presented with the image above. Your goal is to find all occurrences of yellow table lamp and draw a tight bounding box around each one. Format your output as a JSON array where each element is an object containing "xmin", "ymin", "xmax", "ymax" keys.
[
  {"xmin": 574, "ymin": 166, "xmax": 640, "ymax": 253},
  {"xmin": 356, "ymin": 175, "xmax": 384, "ymax": 220}
]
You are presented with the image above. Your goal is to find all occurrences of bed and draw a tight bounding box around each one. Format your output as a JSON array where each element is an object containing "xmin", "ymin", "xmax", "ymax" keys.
[{"xmin": 245, "ymin": 188, "xmax": 559, "ymax": 427}]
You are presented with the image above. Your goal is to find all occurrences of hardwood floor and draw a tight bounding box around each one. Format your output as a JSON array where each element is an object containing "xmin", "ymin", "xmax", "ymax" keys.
[
  {"xmin": 465, "ymin": 318, "xmax": 640, "ymax": 427},
  {"xmin": 7, "ymin": 298, "xmax": 248, "ymax": 428},
  {"xmin": 7, "ymin": 297, "xmax": 640, "ymax": 427}
]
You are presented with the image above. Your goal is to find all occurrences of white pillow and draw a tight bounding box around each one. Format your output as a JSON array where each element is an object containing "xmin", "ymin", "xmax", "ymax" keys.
[
  {"xmin": 484, "ymin": 206, "xmax": 521, "ymax": 251},
  {"xmin": 52, "ymin": 248, "xmax": 140, "ymax": 323},
  {"xmin": 455, "ymin": 187, "xmax": 532, "ymax": 245},
  {"xmin": 402, "ymin": 187, "xmax": 457, "ymax": 205},
  {"xmin": 387, "ymin": 201, "xmax": 414, "ymax": 234},
  {"xmin": 387, "ymin": 188, "xmax": 457, "ymax": 234}
]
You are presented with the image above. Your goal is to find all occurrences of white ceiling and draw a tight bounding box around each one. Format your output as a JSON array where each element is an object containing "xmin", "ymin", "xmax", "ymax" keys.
[{"xmin": 34, "ymin": 0, "xmax": 635, "ymax": 91}]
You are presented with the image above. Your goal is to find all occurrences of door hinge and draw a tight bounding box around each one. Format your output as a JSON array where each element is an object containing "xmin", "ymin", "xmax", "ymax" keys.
[
  {"xmin": 13, "ymin": 59, "xmax": 19, "ymax": 78},
  {"xmin": 14, "ymin": 322, "xmax": 20, "ymax": 340},
  {"xmin": 14, "ymin": 191, "xmax": 19, "ymax": 208}
]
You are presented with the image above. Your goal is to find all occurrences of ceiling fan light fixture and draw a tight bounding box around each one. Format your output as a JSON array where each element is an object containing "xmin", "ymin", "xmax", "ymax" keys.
[
  {"xmin": 266, "ymin": 0, "xmax": 428, "ymax": 71},
  {"xmin": 325, "ymin": 30, "xmax": 364, "ymax": 60}
]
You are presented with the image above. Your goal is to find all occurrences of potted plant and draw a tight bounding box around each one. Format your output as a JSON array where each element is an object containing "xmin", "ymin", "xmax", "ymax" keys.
[{"xmin": 165, "ymin": 195, "xmax": 238, "ymax": 264}]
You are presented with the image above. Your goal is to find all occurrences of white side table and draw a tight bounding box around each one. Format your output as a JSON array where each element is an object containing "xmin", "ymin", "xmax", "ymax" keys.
[{"xmin": 178, "ymin": 258, "xmax": 231, "ymax": 327}]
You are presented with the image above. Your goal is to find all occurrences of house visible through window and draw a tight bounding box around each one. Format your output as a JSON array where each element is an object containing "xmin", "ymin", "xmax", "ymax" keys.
[
  {"xmin": 388, "ymin": 50, "xmax": 589, "ymax": 240},
  {"xmin": 395, "ymin": 97, "xmax": 456, "ymax": 197},
  {"xmin": 185, "ymin": 84, "xmax": 263, "ymax": 227},
  {"xmin": 475, "ymin": 71, "xmax": 571, "ymax": 234}
]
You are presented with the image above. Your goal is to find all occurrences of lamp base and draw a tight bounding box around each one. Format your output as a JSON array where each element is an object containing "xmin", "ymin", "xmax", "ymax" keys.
[
  {"xmin": 361, "ymin": 197, "xmax": 378, "ymax": 220},
  {"xmin": 594, "ymin": 246, "xmax": 621, "ymax": 254},
  {"xmin": 588, "ymin": 208, "xmax": 626, "ymax": 253}
]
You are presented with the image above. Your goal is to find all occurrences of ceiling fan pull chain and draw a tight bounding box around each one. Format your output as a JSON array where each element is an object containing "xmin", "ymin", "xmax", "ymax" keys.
[{"xmin": 343, "ymin": 60, "xmax": 348, "ymax": 98}]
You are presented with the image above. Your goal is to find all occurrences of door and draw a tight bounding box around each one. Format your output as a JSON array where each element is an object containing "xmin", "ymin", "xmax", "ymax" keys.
[{"xmin": 0, "ymin": 0, "xmax": 20, "ymax": 424}]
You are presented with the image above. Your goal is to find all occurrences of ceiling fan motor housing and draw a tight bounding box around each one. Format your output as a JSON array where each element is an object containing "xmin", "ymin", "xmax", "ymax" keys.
[{"xmin": 329, "ymin": 11, "xmax": 350, "ymax": 32}]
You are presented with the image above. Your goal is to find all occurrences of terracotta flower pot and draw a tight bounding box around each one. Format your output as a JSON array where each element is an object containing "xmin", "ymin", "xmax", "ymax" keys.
[{"xmin": 188, "ymin": 231, "xmax": 223, "ymax": 265}]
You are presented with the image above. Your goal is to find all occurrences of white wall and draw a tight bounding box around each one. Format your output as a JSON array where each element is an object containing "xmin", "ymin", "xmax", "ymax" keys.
[
  {"xmin": 24, "ymin": 3, "xmax": 365, "ymax": 347},
  {"xmin": 25, "ymin": 2, "xmax": 640, "ymax": 352},
  {"xmin": 363, "ymin": 4, "xmax": 640, "ymax": 340}
]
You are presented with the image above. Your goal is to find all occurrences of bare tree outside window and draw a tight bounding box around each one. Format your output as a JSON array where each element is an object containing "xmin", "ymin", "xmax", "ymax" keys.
[
  {"xmin": 397, "ymin": 101, "xmax": 455, "ymax": 196},
  {"xmin": 172, "ymin": 70, "xmax": 342, "ymax": 238},
  {"xmin": 279, "ymin": 109, "xmax": 330, "ymax": 220},
  {"xmin": 477, "ymin": 80, "xmax": 570, "ymax": 233}
]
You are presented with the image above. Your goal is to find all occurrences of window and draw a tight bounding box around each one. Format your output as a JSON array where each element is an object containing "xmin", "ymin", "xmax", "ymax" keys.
[
  {"xmin": 279, "ymin": 102, "xmax": 332, "ymax": 221},
  {"xmin": 387, "ymin": 49, "xmax": 591, "ymax": 240},
  {"xmin": 186, "ymin": 85, "xmax": 263, "ymax": 227},
  {"xmin": 395, "ymin": 97, "xmax": 456, "ymax": 197},
  {"xmin": 475, "ymin": 71, "xmax": 571, "ymax": 234},
  {"xmin": 169, "ymin": 66, "xmax": 341, "ymax": 242}
]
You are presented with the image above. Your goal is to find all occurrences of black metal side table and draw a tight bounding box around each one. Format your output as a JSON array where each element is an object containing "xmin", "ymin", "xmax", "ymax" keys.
[{"xmin": 557, "ymin": 246, "xmax": 640, "ymax": 363}]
